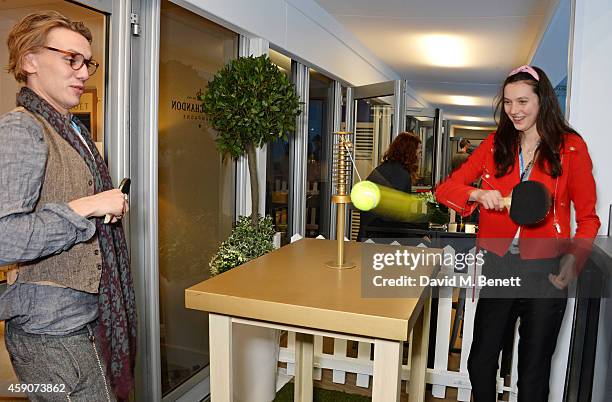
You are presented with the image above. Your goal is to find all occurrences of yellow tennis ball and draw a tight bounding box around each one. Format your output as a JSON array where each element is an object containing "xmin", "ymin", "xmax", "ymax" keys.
[{"xmin": 351, "ymin": 181, "xmax": 381, "ymax": 211}]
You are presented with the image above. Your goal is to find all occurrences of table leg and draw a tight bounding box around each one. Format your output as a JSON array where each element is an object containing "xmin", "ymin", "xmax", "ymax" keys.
[
  {"xmin": 209, "ymin": 314, "xmax": 232, "ymax": 402},
  {"xmin": 372, "ymin": 339, "xmax": 402, "ymax": 402},
  {"xmin": 408, "ymin": 295, "xmax": 432, "ymax": 402},
  {"xmin": 294, "ymin": 333, "xmax": 314, "ymax": 402}
]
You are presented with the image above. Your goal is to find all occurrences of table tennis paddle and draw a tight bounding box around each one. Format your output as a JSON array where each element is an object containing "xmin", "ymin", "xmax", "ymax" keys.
[
  {"xmin": 104, "ymin": 178, "xmax": 130, "ymax": 224},
  {"xmin": 502, "ymin": 180, "xmax": 551, "ymax": 225}
]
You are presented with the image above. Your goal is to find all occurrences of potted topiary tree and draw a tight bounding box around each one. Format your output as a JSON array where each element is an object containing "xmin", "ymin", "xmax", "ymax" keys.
[
  {"xmin": 201, "ymin": 54, "xmax": 301, "ymax": 230},
  {"xmin": 200, "ymin": 54, "xmax": 301, "ymax": 401}
]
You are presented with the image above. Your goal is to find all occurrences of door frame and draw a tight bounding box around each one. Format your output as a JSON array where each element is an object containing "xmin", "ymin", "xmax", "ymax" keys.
[
  {"xmin": 405, "ymin": 107, "xmax": 443, "ymax": 187},
  {"xmin": 128, "ymin": 0, "xmax": 163, "ymax": 400}
]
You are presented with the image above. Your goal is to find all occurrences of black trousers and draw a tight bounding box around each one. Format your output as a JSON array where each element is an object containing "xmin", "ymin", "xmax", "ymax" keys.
[{"xmin": 468, "ymin": 252, "xmax": 567, "ymax": 402}]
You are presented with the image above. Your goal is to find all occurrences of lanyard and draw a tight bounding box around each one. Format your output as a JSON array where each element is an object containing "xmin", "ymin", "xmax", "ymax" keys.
[{"xmin": 519, "ymin": 147, "xmax": 534, "ymax": 181}]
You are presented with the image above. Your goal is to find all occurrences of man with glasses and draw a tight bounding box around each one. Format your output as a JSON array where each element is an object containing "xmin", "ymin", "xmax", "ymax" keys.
[{"xmin": 0, "ymin": 11, "xmax": 136, "ymax": 401}]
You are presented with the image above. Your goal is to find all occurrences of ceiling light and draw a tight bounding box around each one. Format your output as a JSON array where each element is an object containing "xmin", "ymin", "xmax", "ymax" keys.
[
  {"xmin": 459, "ymin": 116, "xmax": 487, "ymax": 122},
  {"xmin": 453, "ymin": 125, "xmax": 497, "ymax": 131},
  {"xmin": 448, "ymin": 95, "xmax": 482, "ymax": 106},
  {"xmin": 419, "ymin": 34, "xmax": 469, "ymax": 68},
  {"xmin": 445, "ymin": 115, "xmax": 494, "ymax": 123},
  {"xmin": 422, "ymin": 93, "xmax": 489, "ymax": 106}
]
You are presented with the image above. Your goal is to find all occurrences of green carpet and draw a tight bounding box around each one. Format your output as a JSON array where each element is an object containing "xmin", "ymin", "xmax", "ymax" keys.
[{"xmin": 273, "ymin": 382, "xmax": 370, "ymax": 402}]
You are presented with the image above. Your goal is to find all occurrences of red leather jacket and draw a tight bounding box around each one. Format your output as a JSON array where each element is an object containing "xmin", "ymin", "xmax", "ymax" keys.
[{"xmin": 435, "ymin": 133, "xmax": 600, "ymax": 265}]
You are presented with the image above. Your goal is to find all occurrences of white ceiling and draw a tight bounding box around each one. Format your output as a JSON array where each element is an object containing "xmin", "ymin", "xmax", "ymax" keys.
[{"xmin": 314, "ymin": 0, "xmax": 563, "ymax": 127}]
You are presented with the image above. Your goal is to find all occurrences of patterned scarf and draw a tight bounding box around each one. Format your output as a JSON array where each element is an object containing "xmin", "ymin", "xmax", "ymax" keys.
[{"xmin": 17, "ymin": 87, "xmax": 137, "ymax": 400}]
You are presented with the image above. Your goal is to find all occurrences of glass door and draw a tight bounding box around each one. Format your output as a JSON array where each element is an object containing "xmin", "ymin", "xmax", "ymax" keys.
[
  {"xmin": 306, "ymin": 69, "xmax": 335, "ymax": 238},
  {"xmin": 348, "ymin": 80, "xmax": 403, "ymax": 239},
  {"xmin": 405, "ymin": 108, "xmax": 442, "ymax": 191},
  {"xmin": 156, "ymin": 0, "xmax": 237, "ymax": 397},
  {"xmin": 350, "ymin": 81, "xmax": 400, "ymax": 185},
  {"xmin": 266, "ymin": 49, "xmax": 294, "ymax": 245}
]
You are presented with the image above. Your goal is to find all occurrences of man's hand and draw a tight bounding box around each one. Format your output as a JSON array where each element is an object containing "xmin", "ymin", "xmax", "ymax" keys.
[
  {"xmin": 469, "ymin": 189, "xmax": 505, "ymax": 211},
  {"xmin": 549, "ymin": 254, "xmax": 576, "ymax": 290},
  {"xmin": 68, "ymin": 189, "xmax": 128, "ymax": 222}
]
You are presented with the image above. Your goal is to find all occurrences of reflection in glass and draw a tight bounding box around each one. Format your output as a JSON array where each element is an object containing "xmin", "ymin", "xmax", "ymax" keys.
[
  {"xmin": 352, "ymin": 97, "xmax": 394, "ymax": 185},
  {"xmin": 158, "ymin": 1, "xmax": 237, "ymax": 394},
  {"xmin": 266, "ymin": 49, "xmax": 293, "ymax": 245},
  {"xmin": 306, "ymin": 69, "xmax": 333, "ymax": 238},
  {"xmin": 350, "ymin": 95, "xmax": 394, "ymax": 241},
  {"xmin": 406, "ymin": 116, "xmax": 435, "ymax": 189},
  {"xmin": 555, "ymin": 77, "xmax": 567, "ymax": 116},
  {"xmin": 341, "ymin": 86, "xmax": 347, "ymax": 130}
]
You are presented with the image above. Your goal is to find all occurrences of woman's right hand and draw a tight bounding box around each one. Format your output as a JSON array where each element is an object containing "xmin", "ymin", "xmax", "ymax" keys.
[
  {"xmin": 469, "ymin": 189, "xmax": 505, "ymax": 211},
  {"xmin": 68, "ymin": 189, "xmax": 128, "ymax": 219}
]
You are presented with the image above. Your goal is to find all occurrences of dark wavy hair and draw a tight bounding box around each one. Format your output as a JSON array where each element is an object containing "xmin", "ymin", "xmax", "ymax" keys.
[
  {"xmin": 382, "ymin": 132, "xmax": 421, "ymax": 180},
  {"xmin": 493, "ymin": 66, "xmax": 577, "ymax": 178}
]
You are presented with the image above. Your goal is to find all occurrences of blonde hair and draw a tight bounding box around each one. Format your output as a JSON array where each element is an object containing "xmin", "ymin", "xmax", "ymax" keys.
[{"xmin": 6, "ymin": 11, "xmax": 92, "ymax": 83}]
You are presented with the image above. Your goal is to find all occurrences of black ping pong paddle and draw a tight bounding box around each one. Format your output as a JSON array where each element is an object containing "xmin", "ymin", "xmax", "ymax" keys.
[{"xmin": 502, "ymin": 180, "xmax": 551, "ymax": 225}]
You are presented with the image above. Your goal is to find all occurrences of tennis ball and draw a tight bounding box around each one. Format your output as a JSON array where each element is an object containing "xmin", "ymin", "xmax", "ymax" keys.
[{"xmin": 350, "ymin": 181, "xmax": 381, "ymax": 211}]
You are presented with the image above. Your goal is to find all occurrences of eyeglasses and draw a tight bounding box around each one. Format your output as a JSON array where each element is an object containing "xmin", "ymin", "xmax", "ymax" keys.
[{"xmin": 44, "ymin": 46, "xmax": 99, "ymax": 76}]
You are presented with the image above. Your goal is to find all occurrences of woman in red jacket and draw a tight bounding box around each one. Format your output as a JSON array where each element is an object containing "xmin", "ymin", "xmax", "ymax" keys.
[{"xmin": 435, "ymin": 65, "xmax": 600, "ymax": 402}]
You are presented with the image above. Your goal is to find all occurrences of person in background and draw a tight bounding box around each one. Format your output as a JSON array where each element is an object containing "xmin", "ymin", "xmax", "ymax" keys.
[
  {"xmin": 0, "ymin": 11, "xmax": 136, "ymax": 401},
  {"xmin": 357, "ymin": 131, "xmax": 422, "ymax": 241},
  {"xmin": 451, "ymin": 138, "xmax": 471, "ymax": 171},
  {"xmin": 435, "ymin": 65, "xmax": 599, "ymax": 402}
]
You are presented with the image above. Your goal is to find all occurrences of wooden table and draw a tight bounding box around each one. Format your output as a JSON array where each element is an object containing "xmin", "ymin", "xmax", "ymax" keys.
[{"xmin": 185, "ymin": 238, "xmax": 438, "ymax": 402}]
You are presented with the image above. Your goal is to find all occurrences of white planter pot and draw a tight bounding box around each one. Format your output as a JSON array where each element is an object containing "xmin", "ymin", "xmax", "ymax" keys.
[{"xmin": 232, "ymin": 323, "xmax": 280, "ymax": 402}]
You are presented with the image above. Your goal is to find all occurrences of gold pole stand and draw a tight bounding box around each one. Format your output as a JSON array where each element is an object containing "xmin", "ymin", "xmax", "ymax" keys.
[{"xmin": 325, "ymin": 131, "xmax": 356, "ymax": 270}]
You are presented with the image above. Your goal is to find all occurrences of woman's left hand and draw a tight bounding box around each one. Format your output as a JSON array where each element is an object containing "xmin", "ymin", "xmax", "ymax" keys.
[{"xmin": 549, "ymin": 254, "xmax": 576, "ymax": 289}]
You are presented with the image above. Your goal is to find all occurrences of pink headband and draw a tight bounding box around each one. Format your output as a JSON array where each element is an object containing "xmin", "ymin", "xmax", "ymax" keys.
[{"xmin": 508, "ymin": 65, "xmax": 540, "ymax": 81}]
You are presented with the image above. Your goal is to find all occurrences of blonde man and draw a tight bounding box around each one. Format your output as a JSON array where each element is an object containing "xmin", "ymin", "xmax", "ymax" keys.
[{"xmin": 0, "ymin": 11, "xmax": 136, "ymax": 401}]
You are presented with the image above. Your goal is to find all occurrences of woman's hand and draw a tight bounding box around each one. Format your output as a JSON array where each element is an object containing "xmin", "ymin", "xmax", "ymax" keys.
[
  {"xmin": 469, "ymin": 189, "xmax": 505, "ymax": 211},
  {"xmin": 549, "ymin": 254, "xmax": 576, "ymax": 290},
  {"xmin": 68, "ymin": 189, "xmax": 128, "ymax": 220}
]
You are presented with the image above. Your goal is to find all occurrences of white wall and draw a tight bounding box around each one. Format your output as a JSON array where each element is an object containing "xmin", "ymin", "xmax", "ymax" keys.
[
  {"xmin": 568, "ymin": 1, "xmax": 612, "ymax": 400},
  {"xmin": 568, "ymin": 0, "xmax": 612, "ymax": 235},
  {"xmin": 173, "ymin": 0, "xmax": 399, "ymax": 86},
  {"xmin": 530, "ymin": 0, "xmax": 570, "ymax": 87}
]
